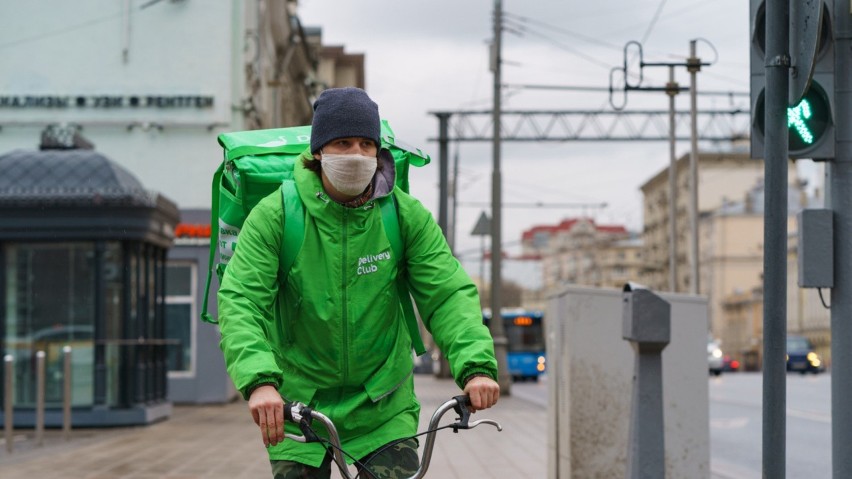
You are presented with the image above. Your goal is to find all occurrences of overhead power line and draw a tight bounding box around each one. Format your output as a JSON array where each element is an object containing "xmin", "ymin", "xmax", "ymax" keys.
[
  {"xmin": 457, "ymin": 201, "xmax": 608, "ymax": 209},
  {"xmin": 502, "ymin": 18, "xmax": 614, "ymax": 71},
  {"xmin": 0, "ymin": 13, "xmax": 122, "ymax": 50},
  {"xmin": 641, "ymin": 0, "xmax": 669, "ymax": 43},
  {"xmin": 503, "ymin": 83, "xmax": 748, "ymax": 97},
  {"xmin": 503, "ymin": 12, "xmax": 622, "ymax": 51}
]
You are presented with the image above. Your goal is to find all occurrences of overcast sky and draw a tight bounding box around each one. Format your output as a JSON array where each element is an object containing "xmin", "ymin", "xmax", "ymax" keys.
[{"xmin": 299, "ymin": 0, "xmax": 812, "ymax": 285}]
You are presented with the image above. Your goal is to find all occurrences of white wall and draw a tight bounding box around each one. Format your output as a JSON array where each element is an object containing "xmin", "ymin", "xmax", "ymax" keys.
[{"xmin": 0, "ymin": 0, "xmax": 243, "ymax": 208}]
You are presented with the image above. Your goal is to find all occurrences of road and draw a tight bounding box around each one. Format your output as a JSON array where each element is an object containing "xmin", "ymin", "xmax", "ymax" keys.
[
  {"xmin": 709, "ymin": 371, "xmax": 831, "ymax": 479},
  {"xmin": 513, "ymin": 371, "xmax": 832, "ymax": 478}
]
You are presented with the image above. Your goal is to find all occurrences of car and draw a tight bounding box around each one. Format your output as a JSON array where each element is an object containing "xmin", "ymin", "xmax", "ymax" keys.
[
  {"xmin": 786, "ymin": 335, "xmax": 825, "ymax": 374},
  {"xmin": 708, "ymin": 339, "xmax": 724, "ymax": 376},
  {"xmin": 723, "ymin": 354, "xmax": 740, "ymax": 372}
]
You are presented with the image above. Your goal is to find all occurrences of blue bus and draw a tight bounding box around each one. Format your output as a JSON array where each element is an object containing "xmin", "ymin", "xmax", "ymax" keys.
[{"xmin": 483, "ymin": 309, "xmax": 546, "ymax": 381}]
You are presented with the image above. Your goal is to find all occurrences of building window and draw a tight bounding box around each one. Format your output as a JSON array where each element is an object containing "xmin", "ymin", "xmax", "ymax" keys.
[
  {"xmin": 165, "ymin": 262, "xmax": 196, "ymax": 375},
  {"xmin": 4, "ymin": 242, "xmax": 96, "ymax": 407}
]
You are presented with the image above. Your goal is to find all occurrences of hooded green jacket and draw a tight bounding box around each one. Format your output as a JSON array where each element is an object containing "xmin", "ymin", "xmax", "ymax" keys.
[{"xmin": 218, "ymin": 150, "xmax": 497, "ymax": 466}]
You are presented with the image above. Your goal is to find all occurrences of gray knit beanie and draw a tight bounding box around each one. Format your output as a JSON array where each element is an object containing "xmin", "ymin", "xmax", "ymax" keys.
[{"xmin": 310, "ymin": 87, "xmax": 381, "ymax": 153}]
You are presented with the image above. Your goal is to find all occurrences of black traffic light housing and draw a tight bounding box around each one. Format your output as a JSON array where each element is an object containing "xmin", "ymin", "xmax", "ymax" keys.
[{"xmin": 750, "ymin": 0, "xmax": 835, "ymax": 160}]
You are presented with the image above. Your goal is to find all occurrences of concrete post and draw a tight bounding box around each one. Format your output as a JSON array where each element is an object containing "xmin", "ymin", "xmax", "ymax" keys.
[
  {"xmin": 622, "ymin": 283, "xmax": 671, "ymax": 479},
  {"xmin": 4, "ymin": 354, "xmax": 13, "ymax": 453},
  {"xmin": 63, "ymin": 346, "xmax": 72, "ymax": 440},
  {"xmin": 35, "ymin": 351, "xmax": 45, "ymax": 446}
]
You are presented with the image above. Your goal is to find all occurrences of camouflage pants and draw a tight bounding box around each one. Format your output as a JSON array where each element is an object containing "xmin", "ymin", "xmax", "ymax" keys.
[{"xmin": 270, "ymin": 438, "xmax": 419, "ymax": 479}]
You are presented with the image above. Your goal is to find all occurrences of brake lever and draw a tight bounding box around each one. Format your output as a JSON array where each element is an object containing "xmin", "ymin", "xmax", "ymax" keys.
[
  {"xmin": 449, "ymin": 395, "xmax": 503, "ymax": 433},
  {"xmin": 468, "ymin": 418, "xmax": 503, "ymax": 431},
  {"xmin": 283, "ymin": 402, "xmax": 321, "ymax": 443}
]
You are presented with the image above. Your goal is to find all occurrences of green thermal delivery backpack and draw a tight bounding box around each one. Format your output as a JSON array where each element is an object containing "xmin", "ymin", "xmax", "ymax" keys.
[{"xmin": 201, "ymin": 120, "xmax": 430, "ymax": 355}]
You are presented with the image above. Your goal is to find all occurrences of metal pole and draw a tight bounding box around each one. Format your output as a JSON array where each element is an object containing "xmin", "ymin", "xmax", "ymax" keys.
[
  {"xmin": 831, "ymin": 1, "xmax": 852, "ymax": 476},
  {"xmin": 666, "ymin": 66, "xmax": 679, "ymax": 293},
  {"xmin": 35, "ymin": 351, "xmax": 45, "ymax": 446},
  {"xmin": 762, "ymin": 0, "xmax": 789, "ymax": 476},
  {"xmin": 450, "ymin": 149, "xmax": 460, "ymax": 252},
  {"xmin": 433, "ymin": 120, "xmax": 453, "ymax": 379},
  {"xmin": 4, "ymin": 354, "xmax": 13, "ymax": 453},
  {"xmin": 480, "ymin": 235, "xmax": 486, "ymax": 290},
  {"xmin": 437, "ymin": 113, "xmax": 450, "ymax": 240},
  {"xmin": 688, "ymin": 40, "xmax": 701, "ymax": 295},
  {"xmin": 63, "ymin": 346, "xmax": 72, "ymax": 440},
  {"xmin": 490, "ymin": 0, "xmax": 511, "ymax": 394}
]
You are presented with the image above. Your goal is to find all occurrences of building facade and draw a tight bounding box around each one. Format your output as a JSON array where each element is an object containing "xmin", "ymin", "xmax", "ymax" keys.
[
  {"xmin": 0, "ymin": 1, "xmax": 365, "ymax": 410},
  {"xmin": 521, "ymin": 218, "xmax": 637, "ymax": 291},
  {"xmin": 640, "ymin": 151, "xmax": 824, "ymax": 369},
  {"xmin": 640, "ymin": 151, "xmax": 798, "ymax": 294}
]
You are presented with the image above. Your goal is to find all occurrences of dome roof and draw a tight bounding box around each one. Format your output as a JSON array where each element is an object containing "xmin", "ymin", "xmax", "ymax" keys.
[{"xmin": 0, "ymin": 149, "xmax": 156, "ymax": 207}]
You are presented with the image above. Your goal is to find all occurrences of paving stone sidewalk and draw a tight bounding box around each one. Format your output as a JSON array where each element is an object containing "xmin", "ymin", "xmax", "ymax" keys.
[{"xmin": 0, "ymin": 375, "xmax": 546, "ymax": 478}]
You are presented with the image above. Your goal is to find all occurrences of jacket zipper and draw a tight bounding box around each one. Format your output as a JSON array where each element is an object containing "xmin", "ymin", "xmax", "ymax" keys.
[{"xmin": 341, "ymin": 207, "xmax": 349, "ymax": 386}]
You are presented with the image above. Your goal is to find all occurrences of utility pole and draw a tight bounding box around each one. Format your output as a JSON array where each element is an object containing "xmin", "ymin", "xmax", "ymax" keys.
[
  {"xmin": 437, "ymin": 113, "xmax": 450, "ymax": 239},
  {"xmin": 490, "ymin": 0, "xmax": 511, "ymax": 395},
  {"xmin": 665, "ymin": 66, "xmax": 679, "ymax": 293},
  {"xmin": 688, "ymin": 40, "xmax": 701, "ymax": 295},
  {"xmin": 609, "ymin": 40, "xmax": 710, "ymax": 295}
]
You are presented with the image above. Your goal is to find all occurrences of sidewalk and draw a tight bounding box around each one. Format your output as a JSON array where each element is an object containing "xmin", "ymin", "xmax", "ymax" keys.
[{"xmin": 0, "ymin": 375, "xmax": 547, "ymax": 478}]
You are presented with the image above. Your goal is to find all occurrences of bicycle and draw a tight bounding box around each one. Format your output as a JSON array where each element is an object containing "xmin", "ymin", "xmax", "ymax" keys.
[{"xmin": 283, "ymin": 395, "xmax": 503, "ymax": 479}]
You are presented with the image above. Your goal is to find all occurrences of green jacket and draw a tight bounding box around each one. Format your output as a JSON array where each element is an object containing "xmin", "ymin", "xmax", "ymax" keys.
[{"xmin": 218, "ymin": 150, "xmax": 497, "ymax": 465}]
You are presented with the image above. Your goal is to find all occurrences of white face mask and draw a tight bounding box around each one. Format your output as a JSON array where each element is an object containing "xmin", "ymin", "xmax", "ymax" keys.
[{"xmin": 320, "ymin": 153, "xmax": 378, "ymax": 196}]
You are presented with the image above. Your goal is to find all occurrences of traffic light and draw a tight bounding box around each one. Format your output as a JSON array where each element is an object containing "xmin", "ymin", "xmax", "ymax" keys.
[{"xmin": 750, "ymin": 0, "xmax": 835, "ymax": 160}]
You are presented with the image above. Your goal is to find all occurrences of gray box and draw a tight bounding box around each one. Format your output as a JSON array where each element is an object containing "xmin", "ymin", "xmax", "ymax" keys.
[
  {"xmin": 798, "ymin": 209, "xmax": 833, "ymax": 288},
  {"xmin": 545, "ymin": 286, "xmax": 709, "ymax": 479}
]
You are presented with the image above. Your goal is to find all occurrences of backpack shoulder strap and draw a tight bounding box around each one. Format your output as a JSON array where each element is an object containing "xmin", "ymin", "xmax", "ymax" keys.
[
  {"xmin": 280, "ymin": 179, "xmax": 304, "ymax": 281},
  {"xmin": 378, "ymin": 194, "xmax": 402, "ymax": 260},
  {"xmin": 201, "ymin": 163, "xmax": 224, "ymax": 324},
  {"xmin": 378, "ymin": 193, "xmax": 427, "ymax": 356}
]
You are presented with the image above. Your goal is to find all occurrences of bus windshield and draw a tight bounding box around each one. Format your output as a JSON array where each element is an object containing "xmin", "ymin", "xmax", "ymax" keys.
[{"xmin": 505, "ymin": 319, "xmax": 544, "ymax": 353}]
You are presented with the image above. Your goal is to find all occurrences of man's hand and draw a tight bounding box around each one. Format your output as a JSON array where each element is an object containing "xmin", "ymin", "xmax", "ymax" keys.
[
  {"xmin": 248, "ymin": 385, "xmax": 284, "ymax": 447},
  {"xmin": 463, "ymin": 376, "xmax": 500, "ymax": 412}
]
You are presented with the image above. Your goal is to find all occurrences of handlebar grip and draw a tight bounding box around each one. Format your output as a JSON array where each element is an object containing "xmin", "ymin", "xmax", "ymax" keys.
[
  {"xmin": 282, "ymin": 402, "xmax": 322, "ymax": 443},
  {"xmin": 283, "ymin": 401, "xmax": 296, "ymax": 422}
]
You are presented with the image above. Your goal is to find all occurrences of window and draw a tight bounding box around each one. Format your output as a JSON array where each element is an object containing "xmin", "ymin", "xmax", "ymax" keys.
[
  {"xmin": 165, "ymin": 262, "xmax": 196, "ymax": 375},
  {"xmin": 533, "ymin": 231, "xmax": 550, "ymax": 249},
  {"xmin": 4, "ymin": 242, "xmax": 96, "ymax": 407}
]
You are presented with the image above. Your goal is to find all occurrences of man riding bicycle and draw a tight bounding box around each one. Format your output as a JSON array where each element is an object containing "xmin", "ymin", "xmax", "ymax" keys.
[{"xmin": 218, "ymin": 87, "xmax": 500, "ymax": 479}]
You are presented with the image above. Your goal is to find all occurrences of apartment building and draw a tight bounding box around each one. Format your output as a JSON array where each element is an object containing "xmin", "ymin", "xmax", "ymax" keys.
[
  {"xmin": 721, "ymin": 226, "xmax": 831, "ymax": 370},
  {"xmin": 521, "ymin": 218, "xmax": 637, "ymax": 291},
  {"xmin": 640, "ymin": 151, "xmax": 798, "ymax": 293}
]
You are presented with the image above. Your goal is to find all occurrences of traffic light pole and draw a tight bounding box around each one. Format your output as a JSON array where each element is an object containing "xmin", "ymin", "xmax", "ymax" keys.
[
  {"xmin": 830, "ymin": 3, "xmax": 852, "ymax": 476},
  {"xmin": 762, "ymin": 0, "xmax": 789, "ymax": 477}
]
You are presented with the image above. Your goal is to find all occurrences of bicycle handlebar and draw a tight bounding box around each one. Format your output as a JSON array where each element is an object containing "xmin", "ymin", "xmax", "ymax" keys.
[{"xmin": 283, "ymin": 395, "xmax": 502, "ymax": 479}]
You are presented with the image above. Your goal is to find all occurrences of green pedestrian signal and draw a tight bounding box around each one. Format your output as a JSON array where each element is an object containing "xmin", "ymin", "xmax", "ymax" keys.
[
  {"xmin": 788, "ymin": 100, "xmax": 814, "ymax": 145},
  {"xmin": 754, "ymin": 82, "xmax": 832, "ymax": 158}
]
